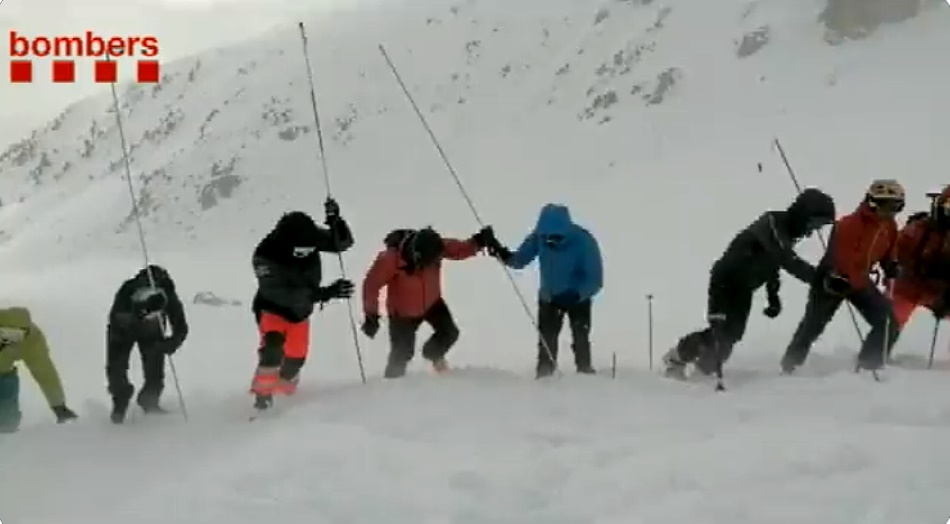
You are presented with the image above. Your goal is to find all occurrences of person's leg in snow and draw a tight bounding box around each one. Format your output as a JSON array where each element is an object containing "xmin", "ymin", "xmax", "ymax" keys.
[
  {"xmin": 250, "ymin": 312, "xmax": 309, "ymax": 409},
  {"xmin": 849, "ymin": 285, "xmax": 899, "ymax": 370},
  {"xmin": 105, "ymin": 325, "xmax": 136, "ymax": 423},
  {"xmin": 566, "ymin": 300, "xmax": 594, "ymax": 373},
  {"xmin": 781, "ymin": 284, "xmax": 843, "ymax": 373},
  {"xmin": 420, "ymin": 299, "xmax": 458, "ymax": 373},
  {"xmin": 0, "ymin": 368, "xmax": 22, "ymax": 433},
  {"xmin": 385, "ymin": 316, "xmax": 423, "ymax": 378},
  {"xmin": 536, "ymin": 300, "xmax": 565, "ymax": 378},
  {"xmin": 136, "ymin": 343, "xmax": 166, "ymax": 414}
]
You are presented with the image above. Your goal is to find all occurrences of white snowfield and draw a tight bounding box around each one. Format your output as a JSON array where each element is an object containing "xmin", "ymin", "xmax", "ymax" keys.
[{"xmin": 2, "ymin": 0, "xmax": 950, "ymax": 522}]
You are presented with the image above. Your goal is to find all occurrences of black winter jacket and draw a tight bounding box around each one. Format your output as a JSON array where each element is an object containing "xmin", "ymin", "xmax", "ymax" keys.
[
  {"xmin": 252, "ymin": 211, "xmax": 354, "ymax": 322},
  {"xmin": 108, "ymin": 265, "xmax": 189, "ymax": 348}
]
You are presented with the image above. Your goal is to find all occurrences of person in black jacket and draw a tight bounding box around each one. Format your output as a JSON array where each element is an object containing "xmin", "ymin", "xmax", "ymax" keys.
[
  {"xmin": 250, "ymin": 198, "xmax": 355, "ymax": 410},
  {"xmin": 106, "ymin": 264, "xmax": 189, "ymax": 423},
  {"xmin": 662, "ymin": 188, "xmax": 836, "ymax": 381}
]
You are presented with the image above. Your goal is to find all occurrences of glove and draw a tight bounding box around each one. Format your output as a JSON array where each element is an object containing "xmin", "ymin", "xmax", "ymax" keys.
[
  {"xmin": 155, "ymin": 340, "xmax": 179, "ymax": 355},
  {"xmin": 551, "ymin": 290, "xmax": 580, "ymax": 308},
  {"xmin": 763, "ymin": 294, "xmax": 782, "ymax": 318},
  {"xmin": 823, "ymin": 273, "xmax": 851, "ymax": 296},
  {"xmin": 324, "ymin": 197, "xmax": 341, "ymax": 224},
  {"xmin": 880, "ymin": 259, "xmax": 900, "ymax": 281},
  {"xmin": 361, "ymin": 314, "xmax": 380, "ymax": 338},
  {"xmin": 316, "ymin": 278, "xmax": 355, "ymax": 302},
  {"xmin": 488, "ymin": 242, "xmax": 512, "ymax": 262},
  {"xmin": 471, "ymin": 226, "xmax": 497, "ymax": 249},
  {"xmin": 52, "ymin": 405, "xmax": 78, "ymax": 424},
  {"xmin": 932, "ymin": 292, "xmax": 950, "ymax": 318}
]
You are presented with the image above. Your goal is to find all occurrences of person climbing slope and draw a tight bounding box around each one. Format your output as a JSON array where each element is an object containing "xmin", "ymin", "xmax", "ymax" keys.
[
  {"xmin": 0, "ymin": 306, "xmax": 77, "ymax": 432},
  {"xmin": 487, "ymin": 203, "xmax": 604, "ymax": 378},
  {"xmin": 361, "ymin": 225, "xmax": 495, "ymax": 378},
  {"xmin": 250, "ymin": 199, "xmax": 355, "ymax": 411},
  {"xmin": 883, "ymin": 186, "xmax": 950, "ymax": 349},
  {"xmin": 106, "ymin": 264, "xmax": 189, "ymax": 423},
  {"xmin": 781, "ymin": 179, "xmax": 905, "ymax": 373},
  {"xmin": 660, "ymin": 188, "xmax": 836, "ymax": 380}
]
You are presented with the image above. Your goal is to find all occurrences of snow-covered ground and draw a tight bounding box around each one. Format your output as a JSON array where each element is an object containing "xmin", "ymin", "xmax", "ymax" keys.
[{"xmin": 2, "ymin": 0, "xmax": 950, "ymax": 522}]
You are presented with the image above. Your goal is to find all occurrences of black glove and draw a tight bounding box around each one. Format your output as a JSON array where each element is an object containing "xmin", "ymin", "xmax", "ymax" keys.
[
  {"xmin": 823, "ymin": 273, "xmax": 851, "ymax": 296},
  {"xmin": 763, "ymin": 294, "xmax": 782, "ymax": 318},
  {"xmin": 155, "ymin": 340, "xmax": 180, "ymax": 355},
  {"xmin": 52, "ymin": 404, "xmax": 77, "ymax": 424},
  {"xmin": 361, "ymin": 314, "xmax": 380, "ymax": 338},
  {"xmin": 487, "ymin": 241, "xmax": 512, "ymax": 262},
  {"xmin": 551, "ymin": 290, "xmax": 580, "ymax": 308},
  {"xmin": 932, "ymin": 291, "xmax": 950, "ymax": 318},
  {"xmin": 316, "ymin": 278, "xmax": 354, "ymax": 302},
  {"xmin": 324, "ymin": 197, "xmax": 341, "ymax": 224},
  {"xmin": 471, "ymin": 226, "xmax": 497, "ymax": 249},
  {"xmin": 880, "ymin": 260, "xmax": 900, "ymax": 281}
]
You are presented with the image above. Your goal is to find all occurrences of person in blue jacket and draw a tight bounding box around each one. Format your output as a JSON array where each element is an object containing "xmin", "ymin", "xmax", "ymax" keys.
[{"xmin": 487, "ymin": 203, "xmax": 604, "ymax": 378}]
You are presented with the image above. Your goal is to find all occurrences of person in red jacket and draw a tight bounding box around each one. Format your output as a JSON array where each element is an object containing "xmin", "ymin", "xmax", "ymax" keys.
[
  {"xmin": 361, "ymin": 226, "xmax": 495, "ymax": 378},
  {"xmin": 889, "ymin": 187, "xmax": 950, "ymax": 337},
  {"xmin": 781, "ymin": 179, "xmax": 904, "ymax": 373}
]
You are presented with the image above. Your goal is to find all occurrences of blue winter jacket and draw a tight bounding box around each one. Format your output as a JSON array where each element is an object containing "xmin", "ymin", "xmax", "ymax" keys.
[{"xmin": 506, "ymin": 204, "xmax": 604, "ymax": 302}]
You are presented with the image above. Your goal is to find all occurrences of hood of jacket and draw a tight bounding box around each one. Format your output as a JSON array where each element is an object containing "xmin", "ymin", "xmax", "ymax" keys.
[{"xmin": 534, "ymin": 204, "xmax": 575, "ymax": 240}]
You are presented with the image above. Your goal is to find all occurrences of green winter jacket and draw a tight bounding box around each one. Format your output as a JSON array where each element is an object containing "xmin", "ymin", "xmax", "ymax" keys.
[{"xmin": 0, "ymin": 307, "xmax": 66, "ymax": 407}]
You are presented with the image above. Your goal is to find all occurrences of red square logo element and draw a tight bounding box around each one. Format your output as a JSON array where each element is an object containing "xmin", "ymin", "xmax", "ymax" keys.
[
  {"xmin": 137, "ymin": 60, "xmax": 159, "ymax": 83},
  {"xmin": 94, "ymin": 61, "xmax": 117, "ymax": 83},
  {"xmin": 9, "ymin": 60, "xmax": 32, "ymax": 83},
  {"xmin": 52, "ymin": 61, "xmax": 75, "ymax": 83}
]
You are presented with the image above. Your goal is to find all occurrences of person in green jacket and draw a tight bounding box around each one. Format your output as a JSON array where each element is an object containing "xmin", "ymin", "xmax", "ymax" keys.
[{"xmin": 0, "ymin": 306, "xmax": 78, "ymax": 432}]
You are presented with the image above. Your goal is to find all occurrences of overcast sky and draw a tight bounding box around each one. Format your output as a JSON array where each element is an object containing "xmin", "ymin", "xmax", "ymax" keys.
[{"xmin": 0, "ymin": 0, "xmax": 379, "ymax": 148}]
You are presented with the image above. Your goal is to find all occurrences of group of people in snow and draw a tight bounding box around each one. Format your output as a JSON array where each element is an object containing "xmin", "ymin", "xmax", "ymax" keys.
[
  {"xmin": 4, "ymin": 177, "xmax": 950, "ymax": 430},
  {"xmin": 663, "ymin": 179, "xmax": 950, "ymax": 381}
]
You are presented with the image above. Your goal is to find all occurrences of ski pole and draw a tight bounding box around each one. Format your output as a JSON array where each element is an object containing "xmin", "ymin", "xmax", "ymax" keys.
[
  {"xmin": 928, "ymin": 319, "xmax": 940, "ymax": 369},
  {"xmin": 378, "ymin": 43, "xmax": 560, "ymax": 376},
  {"xmin": 298, "ymin": 22, "xmax": 366, "ymax": 385},
  {"xmin": 773, "ymin": 138, "xmax": 866, "ymax": 346},
  {"xmin": 646, "ymin": 294, "xmax": 654, "ymax": 371},
  {"xmin": 107, "ymin": 56, "xmax": 188, "ymax": 421}
]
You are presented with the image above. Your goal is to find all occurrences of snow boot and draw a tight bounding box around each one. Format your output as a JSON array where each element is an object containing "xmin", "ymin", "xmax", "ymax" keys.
[
  {"xmin": 432, "ymin": 358, "xmax": 450, "ymax": 374},
  {"xmin": 662, "ymin": 348, "xmax": 687, "ymax": 380},
  {"xmin": 111, "ymin": 398, "xmax": 130, "ymax": 424},
  {"xmin": 254, "ymin": 394, "xmax": 273, "ymax": 410},
  {"xmin": 577, "ymin": 364, "xmax": 596, "ymax": 374},
  {"xmin": 536, "ymin": 362, "xmax": 556, "ymax": 379},
  {"xmin": 136, "ymin": 389, "xmax": 167, "ymax": 415}
]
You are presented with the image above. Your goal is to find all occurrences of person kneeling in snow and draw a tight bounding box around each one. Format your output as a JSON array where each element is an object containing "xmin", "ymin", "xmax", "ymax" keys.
[
  {"xmin": 486, "ymin": 204, "xmax": 604, "ymax": 379},
  {"xmin": 250, "ymin": 200, "xmax": 355, "ymax": 411},
  {"xmin": 0, "ymin": 306, "xmax": 77, "ymax": 432},
  {"xmin": 107, "ymin": 264, "xmax": 189, "ymax": 423},
  {"xmin": 361, "ymin": 226, "xmax": 495, "ymax": 378}
]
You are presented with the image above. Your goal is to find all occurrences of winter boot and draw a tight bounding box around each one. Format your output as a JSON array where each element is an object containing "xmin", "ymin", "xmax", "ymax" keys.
[
  {"xmin": 576, "ymin": 364, "xmax": 596, "ymax": 374},
  {"xmin": 136, "ymin": 389, "xmax": 167, "ymax": 415},
  {"xmin": 662, "ymin": 348, "xmax": 687, "ymax": 380},
  {"xmin": 536, "ymin": 361, "xmax": 556, "ymax": 379},
  {"xmin": 432, "ymin": 358, "xmax": 450, "ymax": 374},
  {"xmin": 254, "ymin": 393, "xmax": 273, "ymax": 410},
  {"xmin": 110, "ymin": 384, "xmax": 134, "ymax": 424}
]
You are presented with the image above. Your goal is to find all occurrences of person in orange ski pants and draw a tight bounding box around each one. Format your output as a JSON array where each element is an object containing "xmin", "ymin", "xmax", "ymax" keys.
[{"xmin": 249, "ymin": 199, "xmax": 355, "ymax": 411}]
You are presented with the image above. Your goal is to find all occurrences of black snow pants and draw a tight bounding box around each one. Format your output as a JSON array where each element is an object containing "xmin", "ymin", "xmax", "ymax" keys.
[
  {"xmin": 673, "ymin": 275, "xmax": 754, "ymax": 375},
  {"xmin": 536, "ymin": 298, "xmax": 593, "ymax": 375},
  {"xmin": 106, "ymin": 324, "xmax": 166, "ymax": 412},
  {"xmin": 782, "ymin": 281, "xmax": 898, "ymax": 370},
  {"xmin": 385, "ymin": 299, "xmax": 460, "ymax": 378}
]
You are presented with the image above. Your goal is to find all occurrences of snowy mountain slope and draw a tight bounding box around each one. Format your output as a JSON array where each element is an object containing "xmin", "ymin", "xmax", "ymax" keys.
[{"xmin": 1, "ymin": 0, "xmax": 950, "ymax": 522}]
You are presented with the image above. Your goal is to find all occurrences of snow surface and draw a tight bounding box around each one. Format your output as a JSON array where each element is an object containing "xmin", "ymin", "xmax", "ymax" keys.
[{"xmin": 2, "ymin": 0, "xmax": 950, "ymax": 522}]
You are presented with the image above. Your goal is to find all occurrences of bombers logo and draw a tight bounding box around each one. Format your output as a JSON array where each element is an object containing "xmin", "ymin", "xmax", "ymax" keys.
[{"xmin": 7, "ymin": 30, "xmax": 161, "ymax": 83}]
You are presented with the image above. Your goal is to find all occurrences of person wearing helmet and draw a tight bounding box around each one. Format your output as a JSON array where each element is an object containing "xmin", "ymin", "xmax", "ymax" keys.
[
  {"xmin": 886, "ymin": 186, "xmax": 950, "ymax": 344},
  {"xmin": 0, "ymin": 306, "xmax": 77, "ymax": 432},
  {"xmin": 361, "ymin": 225, "xmax": 496, "ymax": 378},
  {"xmin": 781, "ymin": 179, "xmax": 905, "ymax": 373},
  {"xmin": 658, "ymin": 188, "xmax": 836, "ymax": 380},
  {"xmin": 250, "ymin": 198, "xmax": 355, "ymax": 411},
  {"xmin": 106, "ymin": 264, "xmax": 189, "ymax": 423}
]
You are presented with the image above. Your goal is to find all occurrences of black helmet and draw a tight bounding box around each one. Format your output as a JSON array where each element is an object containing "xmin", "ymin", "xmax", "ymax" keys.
[{"xmin": 787, "ymin": 188, "xmax": 836, "ymax": 238}]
